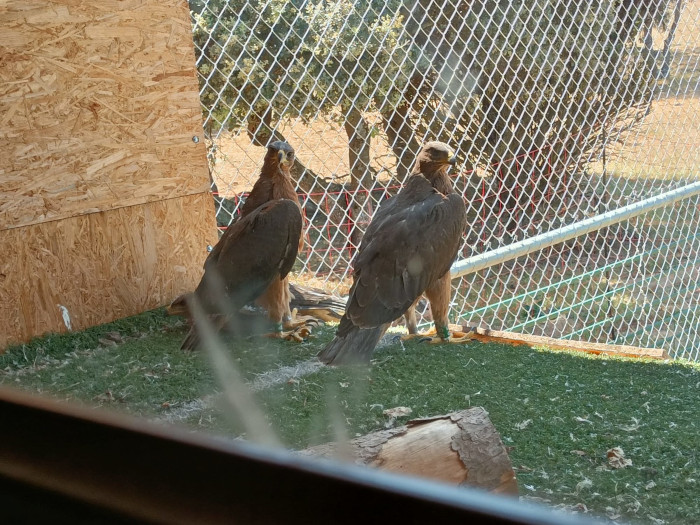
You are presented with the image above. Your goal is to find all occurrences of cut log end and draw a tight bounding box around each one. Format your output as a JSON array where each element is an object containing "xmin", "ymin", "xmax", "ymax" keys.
[{"xmin": 301, "ymin": 407, "xmax": 518, "ymax": 496}]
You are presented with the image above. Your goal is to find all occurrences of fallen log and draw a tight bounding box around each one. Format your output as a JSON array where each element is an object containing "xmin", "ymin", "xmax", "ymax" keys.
[
  {"xmin": 463, "ymin": 326, "xmax": 667, "ymax": 360},
  {"xmin": 300, "ymin": 407, "xmax": 518, "ymax": 496}
]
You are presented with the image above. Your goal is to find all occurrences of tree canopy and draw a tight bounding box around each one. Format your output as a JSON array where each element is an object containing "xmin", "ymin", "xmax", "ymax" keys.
[
  {"xmin": 191, "ymin": 0, "xmax": 674, "ymax": 224},
  {"xmin": 191, "ymin": 0, "xmax": 412, "ymax": 132}
]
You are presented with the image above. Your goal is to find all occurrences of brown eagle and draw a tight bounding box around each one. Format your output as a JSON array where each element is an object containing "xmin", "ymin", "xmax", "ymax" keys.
[
  {"xmin": 318, "ymin": 142, "xmax": 470, "ymax": 366},
  {"xmin": 172, "ymin": 141, "xmax": 309, "ymax": 350},
  {"xmin": 239, "ymin": 141, "xmax": 307, "ymax": 331}
]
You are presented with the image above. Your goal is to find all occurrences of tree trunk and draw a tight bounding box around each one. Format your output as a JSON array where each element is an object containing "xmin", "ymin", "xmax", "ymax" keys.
[
  {"xmin": 344, "ymin": 107, "xmax": 376, "ymax": 251},
  {"xmin": 659, "ymin": 0, "xmax": 684, "ymax": 79},
  {"xmin": 381, "ymin": 72, "xmax": 425, "ymax": 184},
  {"xmin": 246, "ymin": 108, "xmax": 319, "ymax": 193},
  {"xmin": 382, "ymin": 101, "xmax": 421, "ymax": 184},
  {"xmin": 300, "ymin": 407, "xmax": 518, "ymax": 496}
]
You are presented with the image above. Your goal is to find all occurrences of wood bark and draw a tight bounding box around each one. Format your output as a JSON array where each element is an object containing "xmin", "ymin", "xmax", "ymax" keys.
[
  {"xmin": 381, "ymin": 71, "xmax": 426, "ymax": 184},
  {"xmin": 344, "ymin": 107, "xmax": 376, "ymax": 250},
  {"xmin": 659, "ymin": 0, "xmax": 684, "ymax": 79},
  {"xmin": 464, "ymin": 326, "xmax": 668, "ymax": 359},
  {"xmin": 300, "ymin": 407, "xmax": 518, "ymax": 496}
]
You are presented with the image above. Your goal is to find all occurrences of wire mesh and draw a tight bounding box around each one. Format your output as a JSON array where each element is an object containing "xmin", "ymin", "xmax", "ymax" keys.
[{"xmin": 189, "ymin": 0, "xmax": 700, "ymax": 360}]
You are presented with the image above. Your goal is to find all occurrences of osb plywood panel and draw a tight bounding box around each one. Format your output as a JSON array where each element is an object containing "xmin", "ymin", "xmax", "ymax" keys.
[
  {"xmin": 0, "ymin": 0, "xmax": 210, "ymax": 231},
  {"xmin": 0, "ymin": 193, "xmax": 217, "ymax": 350}
]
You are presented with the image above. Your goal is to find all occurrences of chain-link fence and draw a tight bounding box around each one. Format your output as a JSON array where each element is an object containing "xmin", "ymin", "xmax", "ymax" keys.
[{"xmin": 189, "ymin": 0, "xmax": 699, "ymax": 361}]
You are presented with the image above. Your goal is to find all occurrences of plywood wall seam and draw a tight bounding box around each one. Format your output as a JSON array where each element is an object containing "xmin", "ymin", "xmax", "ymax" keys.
[{"xmin": 1, "ymin": 187, "xmax": 215, "ymax": 234}]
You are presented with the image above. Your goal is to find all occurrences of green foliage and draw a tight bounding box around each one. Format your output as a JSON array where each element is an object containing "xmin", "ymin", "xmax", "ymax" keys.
[
  {"xmin": 189, "ymin": 0, "xmax": 676, "ymax": 206},
  {"xmin": 190, "ymin": 0, "xmax": 412, "ymax": 130},
  {"xmin": 407, "ymin": 0, "xmax": 654, "ymax": 182}
]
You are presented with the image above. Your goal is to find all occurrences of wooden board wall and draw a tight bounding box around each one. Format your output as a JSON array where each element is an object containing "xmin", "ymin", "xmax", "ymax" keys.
[
  {"xmin": 0, "ymin": 1, "xmax": 218, "ymax": 349},
  {"xmin": 0, "ymin": 193, "xmax": 217, "ymax": 349},
  {"xmin": 1, "ymin": 0, "xmax": 211, "ymax": 230}
]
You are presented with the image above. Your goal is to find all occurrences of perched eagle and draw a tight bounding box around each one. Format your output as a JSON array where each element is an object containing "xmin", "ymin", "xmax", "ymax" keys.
[
  {"xmin": 318, "ymin": 142, "xmax": 469, "ymax": 366},
  {"xmin": 239, "ymin": 141, "xmax": 307, "ymax": 332},
  {"xmin": 172, "ymin": 141, "xmax": 308, "ymax": 350},
  {"xmin": 178, "ymin": 199, "xmax": 302, "ymax": 350}
]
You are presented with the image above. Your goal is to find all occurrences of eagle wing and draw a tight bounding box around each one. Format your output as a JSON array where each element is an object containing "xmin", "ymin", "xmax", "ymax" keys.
[
  {"xmin": 345, "ymin": 175, "xmax": 466, "ymax": 328},
  {"xmin": 196, "ymin": 199, "xmax": 302, "ymax": 313}
]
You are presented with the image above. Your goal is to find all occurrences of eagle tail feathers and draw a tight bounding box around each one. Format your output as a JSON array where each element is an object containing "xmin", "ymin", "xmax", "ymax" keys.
[
  {"xmin": 180, "ymin": 326, "xmax": 200, "ymax": 351},
  {"xmin": 317, "ymin": 323, "xmax": 387, "ymax": 365}
]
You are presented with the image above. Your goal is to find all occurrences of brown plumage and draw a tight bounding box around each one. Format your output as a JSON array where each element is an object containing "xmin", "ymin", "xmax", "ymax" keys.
[
  {"xmin": 240, "ymin": 141, "xmax": 304, "ymax": 329},
  {"xmin": 176, "ymin": 198, "xmax": 302, "ymax": 350},
  {"xmin": 173, "ymin": 141, "xmax": 303, "ymax": 350},
  {"xmin": 240, "ymin": 142, "xmax": 300, "ymax": 219},
  {"xmin": 318, "ymin": 142, "xmax": 467, "ymax": 365}
]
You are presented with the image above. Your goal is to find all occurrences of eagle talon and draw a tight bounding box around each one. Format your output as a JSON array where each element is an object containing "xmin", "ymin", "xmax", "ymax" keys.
[
  {"xmin": 431, "ymin": 329, "xmax": 477, "ymax": 344},
  {"xmin": 283, "ymin": 326, "xmax": 312, "ymax": 342},
  {"xmin": 400, "ymin": 328, "xmax": 437, "ymax": 342},
  {"xmin": 283, "ymin": 314, "xmax": 323, "ymax": 331},
  {"xmin": 263, "ymin": 330, "xmax": 299, "ymax": 341},
  {"xmin": 265, "ymin": 322, "xmax": 313, "ymax": 342},
  {"xmin": 299, "ymin": 318, "xmax": 323, "ymax": 329},
  {"xmin": 401, "ymin": 327, "xmax": 476, "ymax": 345}
]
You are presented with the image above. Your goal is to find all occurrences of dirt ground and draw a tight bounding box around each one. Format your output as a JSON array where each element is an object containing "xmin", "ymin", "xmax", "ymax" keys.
[
  {"xmin": 210, "ymin": 116, "xmax": 396, "ymax": 198},
  {"xmin": 602, "ymin": 4, "xmax": 700, "ymax": 181}
]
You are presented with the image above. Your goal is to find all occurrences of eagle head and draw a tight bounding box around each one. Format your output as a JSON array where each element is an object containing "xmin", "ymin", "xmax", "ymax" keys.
[
  {"xmin": 267, "ymin": 140, "xmax": 296, "ymax": 170},
  {"xmin": 414, "ymin": 141, "xmax": 457, "ymax": 176}
]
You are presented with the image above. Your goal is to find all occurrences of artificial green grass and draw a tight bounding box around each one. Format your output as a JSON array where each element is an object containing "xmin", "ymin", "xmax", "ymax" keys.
[
  {"xmin": 259, "ymin": 339, "xmax": 699, "ymax": 524},
  {"xmin": 0, "ymin": 308, "xmax": 319, "ymax": 419},
  {"xmin": 1, "ymin": 309, "xmax": 698, "ymax": 524}
]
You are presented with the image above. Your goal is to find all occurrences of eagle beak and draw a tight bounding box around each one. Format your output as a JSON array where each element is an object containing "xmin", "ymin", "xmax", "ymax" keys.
[
  {"xmin": 278, "ymin": 151, "xmax": 287, "ymax": 165},
  {"xmin": 448, "ymin": 154, "xmax": 457, "ymax": 166}
]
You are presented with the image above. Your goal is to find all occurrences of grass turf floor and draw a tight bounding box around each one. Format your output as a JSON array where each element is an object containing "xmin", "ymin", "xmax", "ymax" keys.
[{"xmin": 1, "ymin": 308, "xmax": 698, "ymax": 524}]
